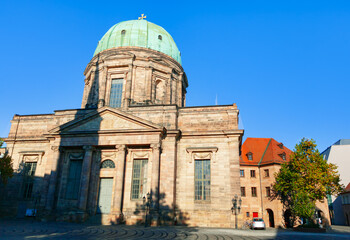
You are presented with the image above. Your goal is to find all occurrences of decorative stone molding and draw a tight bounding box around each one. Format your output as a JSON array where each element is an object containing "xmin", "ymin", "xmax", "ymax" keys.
[
  {"xmin": 115, "ymin": 144, "xmax": 126, "ymax": 152},
  {"xmin": 51, "ymin": 146, "xmax": 59, "ymax": 152},
  {"xmin": 19, "ymin": 151, "xmax": 45, "ymax": 165},
  {"xmin": 186, "ymin": 147, "xmax": 218, "ymax": 163},
  {"xmin": 128, "ymin": 148, "xmax": 152, "ymax": 161},
  {"xmin": 150, "ymin": 143, "xmax": 161, "ymax": 151}
]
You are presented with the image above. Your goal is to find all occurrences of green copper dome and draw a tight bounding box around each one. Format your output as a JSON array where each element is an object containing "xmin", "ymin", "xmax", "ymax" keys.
[{"xmin": 94, "ymin": 19, "xmax": 181, "ymax": 65}]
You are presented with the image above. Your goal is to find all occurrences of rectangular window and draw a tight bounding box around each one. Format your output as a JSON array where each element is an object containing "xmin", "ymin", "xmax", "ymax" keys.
[
  {"xmin": 241, "ymin": 187, "xmax": 246, "ymax": 197},
  {"xmin": 264, "ymin": 169, "xmax": 269, "ymax": 177},
  {"xmin": 109, "ymin": 78, "xmax": 123, "ymax": 108},
  {"xmin": 266, "ymin": 187, "xmax": 271, "ymax": 197},
  {"xmin": 251, "ymin": 187, "xmax": 257, "ymax": 197},
  {"xmin": 195, "ymin": 160, "xmax": 211, "ymax": 201},
  {"xmin": 240, "ymin": 170, "xmax": 244, "ymax": 177},
  {"xmin": 250, "ymin": 170, "xmax": 256, "ymax": 178},
  {"xmin": 23, "ymin": 162, "xmax": 37, "ymax": 199},
  {"xmin": 66, "ymin": 160, "xmax": 83, "ymax": 200},
  {"xmin": 246, "ymin": 212, "xmax": 250, "ymax": 217},
  {"xmin": 131, "ymin": 159, "xmax": 148, "ymax": 199}
]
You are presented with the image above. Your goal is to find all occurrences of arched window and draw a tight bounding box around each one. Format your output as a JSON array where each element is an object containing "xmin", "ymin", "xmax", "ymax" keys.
[
  {"xmin": 121, "ymin": 30, "xmax": 126, "ymax": 35},
  {"xmin": 158, "ymin": 35, "xmax": 162, "ymax": 40},
  {"xmin": 101, "ymin": 160, "xmax": 115, "ymax": 169}
]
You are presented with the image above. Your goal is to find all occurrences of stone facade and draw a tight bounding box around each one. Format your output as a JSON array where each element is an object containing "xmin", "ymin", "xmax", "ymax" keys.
[
  {"xmin": 240, "ymin": 138, "xmax": 331, "ymax": 228},
  {"xmin": 2, "ymin": 41, "xmax": 243, "ymax": 228}
]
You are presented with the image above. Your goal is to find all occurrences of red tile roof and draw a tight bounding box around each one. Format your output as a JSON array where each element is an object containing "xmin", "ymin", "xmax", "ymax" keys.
[
  {"xmin": 343, "ymin": 183, "xmax": 350, "ymax": 193},
  {"xmin": 240, "ymin": 138, "xmax": 293, "ymax": 166}
]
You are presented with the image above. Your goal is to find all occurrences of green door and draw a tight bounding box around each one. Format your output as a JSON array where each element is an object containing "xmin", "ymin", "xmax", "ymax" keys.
[{"xmin": 97, "ymin": 178, "xmax": 113, "ymax": 214}]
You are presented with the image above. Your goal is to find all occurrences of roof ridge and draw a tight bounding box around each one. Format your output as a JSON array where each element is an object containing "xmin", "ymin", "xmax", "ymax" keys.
[{"xmin": 258, "ymin": 138, "xmax": 271, "ymax": 166}]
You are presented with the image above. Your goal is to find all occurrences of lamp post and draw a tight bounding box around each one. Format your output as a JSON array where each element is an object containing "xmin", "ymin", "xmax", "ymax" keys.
[
  {"xmin": 231, "ymin": 194, "xmax": 242, "ymax": 229},
  {"xmin": 143, "ymin": 192, "xmax": 151, "ymax": 227}
]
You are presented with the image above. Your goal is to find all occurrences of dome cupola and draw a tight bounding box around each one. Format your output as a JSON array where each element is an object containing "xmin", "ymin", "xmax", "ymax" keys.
[{"xmin": 94, "ymin": 19, "xmax": 182, "ymax": 65}]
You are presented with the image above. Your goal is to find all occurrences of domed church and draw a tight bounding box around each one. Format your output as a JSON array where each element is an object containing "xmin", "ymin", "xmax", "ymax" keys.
[{"xmin": 2, "ymin": 17, "xmax": 244, "ymax": 227}]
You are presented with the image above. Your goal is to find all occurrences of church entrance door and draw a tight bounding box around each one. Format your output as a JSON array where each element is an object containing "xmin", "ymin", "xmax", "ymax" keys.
[{"xmin": 97, "ymin": 178, "xmax": 113, "ymax": 214}]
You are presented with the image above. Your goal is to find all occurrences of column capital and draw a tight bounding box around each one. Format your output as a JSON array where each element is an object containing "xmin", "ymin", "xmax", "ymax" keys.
[
  {"xmin": 51, "ymin": 146, "xmax": 60, "ymax": 152},
  {"xmin": 150, "ymin": 143, "xmax": 161, "ymax": 151},
  {"xmin": 83, "ymin": 145, "xmax": 94, "ymax": 151},
  {"xmin": 115, "ymin": 144, "xmax": 126, "ymax": 152}
]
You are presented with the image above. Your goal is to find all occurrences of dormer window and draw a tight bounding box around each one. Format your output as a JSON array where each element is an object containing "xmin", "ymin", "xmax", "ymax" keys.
[
  {"xmin": 158, "ymin": 35, "xmax": 162, "ymax": 40},
  {"xmin": 278, "ymin": 143, "xmax": 284, "ymax": 149},
  {"xmin": 247, "ymin": 152, "xmax": 253, "ymax": 161},
  {"xmin": 279, "ymin": 153, "xmax": 286, "ymax": 161}
]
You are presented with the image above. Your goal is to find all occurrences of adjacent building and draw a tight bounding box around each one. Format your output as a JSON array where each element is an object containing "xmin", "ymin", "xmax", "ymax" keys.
[
  {"xmin": 1, "ymin": 18, "xmax": 244, "ymax": 227},
  {"xmin": 322, "ymin": 139, "xmax": 350, "ymax": 225},
  {"xmin": 240, "ymin": 138, "xmax": 330, "ymax": 228},
  {"xmin": 341, "ymin": 183, "xmax": 350, "ymax": 226}
]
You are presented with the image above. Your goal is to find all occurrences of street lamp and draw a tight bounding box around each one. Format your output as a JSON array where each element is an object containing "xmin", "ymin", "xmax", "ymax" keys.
[
  {"xmin": 143, "ymin": 192, "xmax": 152, "ymax": 227},
  {"xmin": 231, "ymin": 194, "xmax": 242, "ymax": 229}
]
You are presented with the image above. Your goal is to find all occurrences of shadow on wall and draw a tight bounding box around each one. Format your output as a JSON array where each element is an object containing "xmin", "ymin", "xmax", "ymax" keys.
[
  {"xmin": 0, "ymin": 56, "xmax": 103, "ymax": 222},
  {"xmin": 132, "ymin": 188, "xmax": 189, "ymax": 226}
]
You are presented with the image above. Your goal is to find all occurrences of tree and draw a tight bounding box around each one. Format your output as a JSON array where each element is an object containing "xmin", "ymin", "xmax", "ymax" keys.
[
  {"xmin": 0, "ymin": 138, "xmax": 14, "ymax": 185},
  {"xmin": 272, "ymin": 138, "xmax": 343, "ymax": 226}
]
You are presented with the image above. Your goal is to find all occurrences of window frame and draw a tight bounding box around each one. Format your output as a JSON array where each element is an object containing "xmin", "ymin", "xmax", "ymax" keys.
[
  {"xmin": 131, "ymin": 158, "xmax": 148, "ymax": 200},
  {"xmin": 22, "ymin": 162, "xmax": 37, "ymax": 199},
  {"xmin": 250, "ymin": 170, "xmax": 256, "ymax": 178},
  {"xmin": 241, "ymin": 187, "xmax": 246, "ymax": 197},
  {"xmin": 240, "ymin": 169, "xmax": 245, "ymax": 177},
  {"xmin": 264, "ymin": 169, "xmax": 269, "ymax": 177},
  {"xmin": 109, "ymin": 78, "xmax": 124, "ymax": 108},
  {"xmin": 266, "ymin": 187, "xmax": 271, "ymax": 197},
  {"xmin": 65, "ymin": 159, "xmax": 83, "ymax": 200},
  {"xmin": 194, "ymin": 159, "xmax": 211, "ymax": 201},
  {"xmin": 251, "ymin": 187, "xmax": 257, "ymax": 197}
]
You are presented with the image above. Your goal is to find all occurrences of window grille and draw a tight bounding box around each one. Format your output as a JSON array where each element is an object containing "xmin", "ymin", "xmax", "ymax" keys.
[
  {"xmin": 66, "ymin": 160, "xmax": 83, "ymax": 200},
  {"xmin": 109, "ymin": 79, "xmax": 123, "ymax": 108},
  {"xmin": 194, "ymin": 160, "xmax": 210, "ymax": 200},
  {"xmin": 101, "ymin": 160, "xmax": 115, "ymax": 169},
  {"xmin": 131, "ymin": 159, "xmax": 148, "ymax": 199},
  {"xmin": 22, "ymin": 162, "xmax": 37, "ymax": 199}
]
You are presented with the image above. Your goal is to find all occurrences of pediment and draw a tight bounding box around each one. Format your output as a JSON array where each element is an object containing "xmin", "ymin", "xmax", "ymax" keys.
[{"xmin": 49, "ymin": 107, "xmax": 162, "ymax": 134}]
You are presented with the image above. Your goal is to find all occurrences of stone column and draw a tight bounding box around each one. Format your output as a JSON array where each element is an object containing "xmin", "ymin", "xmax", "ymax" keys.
[
  {"xmin": 78, "ymin": 146, "xmax": 94, "ymax": 211},
  {"xmin": 151, "ymin": 143, "xmax": 161, "ymax": 213},
  {"xmin": 45, "ymin": 145, "xmax": 62, "ymax": 210},
  {"xmin": 124, "ymin": 64, "xmax": 133, "ymax": 108},
  {"xmin": 113, "ymin": 144, "xmax": 126, "ymax": 217}
]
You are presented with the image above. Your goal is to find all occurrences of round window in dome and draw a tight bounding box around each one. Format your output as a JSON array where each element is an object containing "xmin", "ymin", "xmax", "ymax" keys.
[{"xmin": 101, "ymin": 160, "xmax": 115, "ymax": 169}]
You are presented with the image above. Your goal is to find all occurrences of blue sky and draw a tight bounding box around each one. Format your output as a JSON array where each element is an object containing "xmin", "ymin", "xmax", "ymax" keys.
[{"xmin": 1, "ymin": 0, "xmax": 349, "ymax": 151}]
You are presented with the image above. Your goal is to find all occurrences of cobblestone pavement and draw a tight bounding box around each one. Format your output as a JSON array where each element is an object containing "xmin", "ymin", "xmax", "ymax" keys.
[{"xmin": 0, "ymin": 220, "xmax": 349, "ymax": 240}]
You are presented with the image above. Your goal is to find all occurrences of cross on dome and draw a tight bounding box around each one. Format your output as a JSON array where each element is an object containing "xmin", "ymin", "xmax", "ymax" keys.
[{"xmin": 138, "ymin": 14, "xmax": 146, "ymax": 20}]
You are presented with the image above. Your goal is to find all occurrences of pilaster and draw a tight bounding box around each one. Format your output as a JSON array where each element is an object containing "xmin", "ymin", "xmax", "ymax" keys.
[{"xmin": 78, "ymin": 145, "xmax": 94, "ymax": 210}]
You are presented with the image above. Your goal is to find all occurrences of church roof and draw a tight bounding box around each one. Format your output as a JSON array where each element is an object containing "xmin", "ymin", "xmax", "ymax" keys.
[
  {"xmin": 240, "ymin": 138, "xmax": 293, "ymax": 166},
  {"xmin": 94, "ymin": 19, "xmax": 182, "ymax": 65}
]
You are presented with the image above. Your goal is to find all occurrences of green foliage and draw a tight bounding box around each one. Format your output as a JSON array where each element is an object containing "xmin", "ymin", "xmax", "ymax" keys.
[
  {"xmin": 272, "ymin": 138, "xmax": 344, "ymax": 224},
  {"xmin": 0, "ymin": 138, "xmax": 14, "ymax": 185},
  {"xmin": 0, "ymin": 152, "xmax": 14, "ymax": 185}
]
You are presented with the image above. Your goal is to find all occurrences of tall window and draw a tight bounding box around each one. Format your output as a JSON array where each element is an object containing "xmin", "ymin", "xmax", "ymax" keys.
[
  {"xmin": 251, "ymin": 187, "xmax": 257, "ymax": 197},
  {"xmin": 195, "ymin": 160, "xmax": 210, "ymax": 200},
  {"xmin": 66, "ymin": 160, "xmax": 83, "ymax": 200},
  {"xmin": 250, "ymin": 170, "xmax": 256, "ymax": 178},
  {"xmin": 23, "ymin": 162, "xmax": 37, "ymax": 199},
  {"xmin": 131, "ymin": 159, "xmax": 148, "ymax": 199},
  {"xmin": 266, "ymin": 187, "xmax": 271, "ymax": 197},
  {"xmin": 241, "ymin": 187, "xmax": 246, "ymax": 197},
  {"xmin": 109, "ymin": 79, "xmax": 123, "ymax": 108}
]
